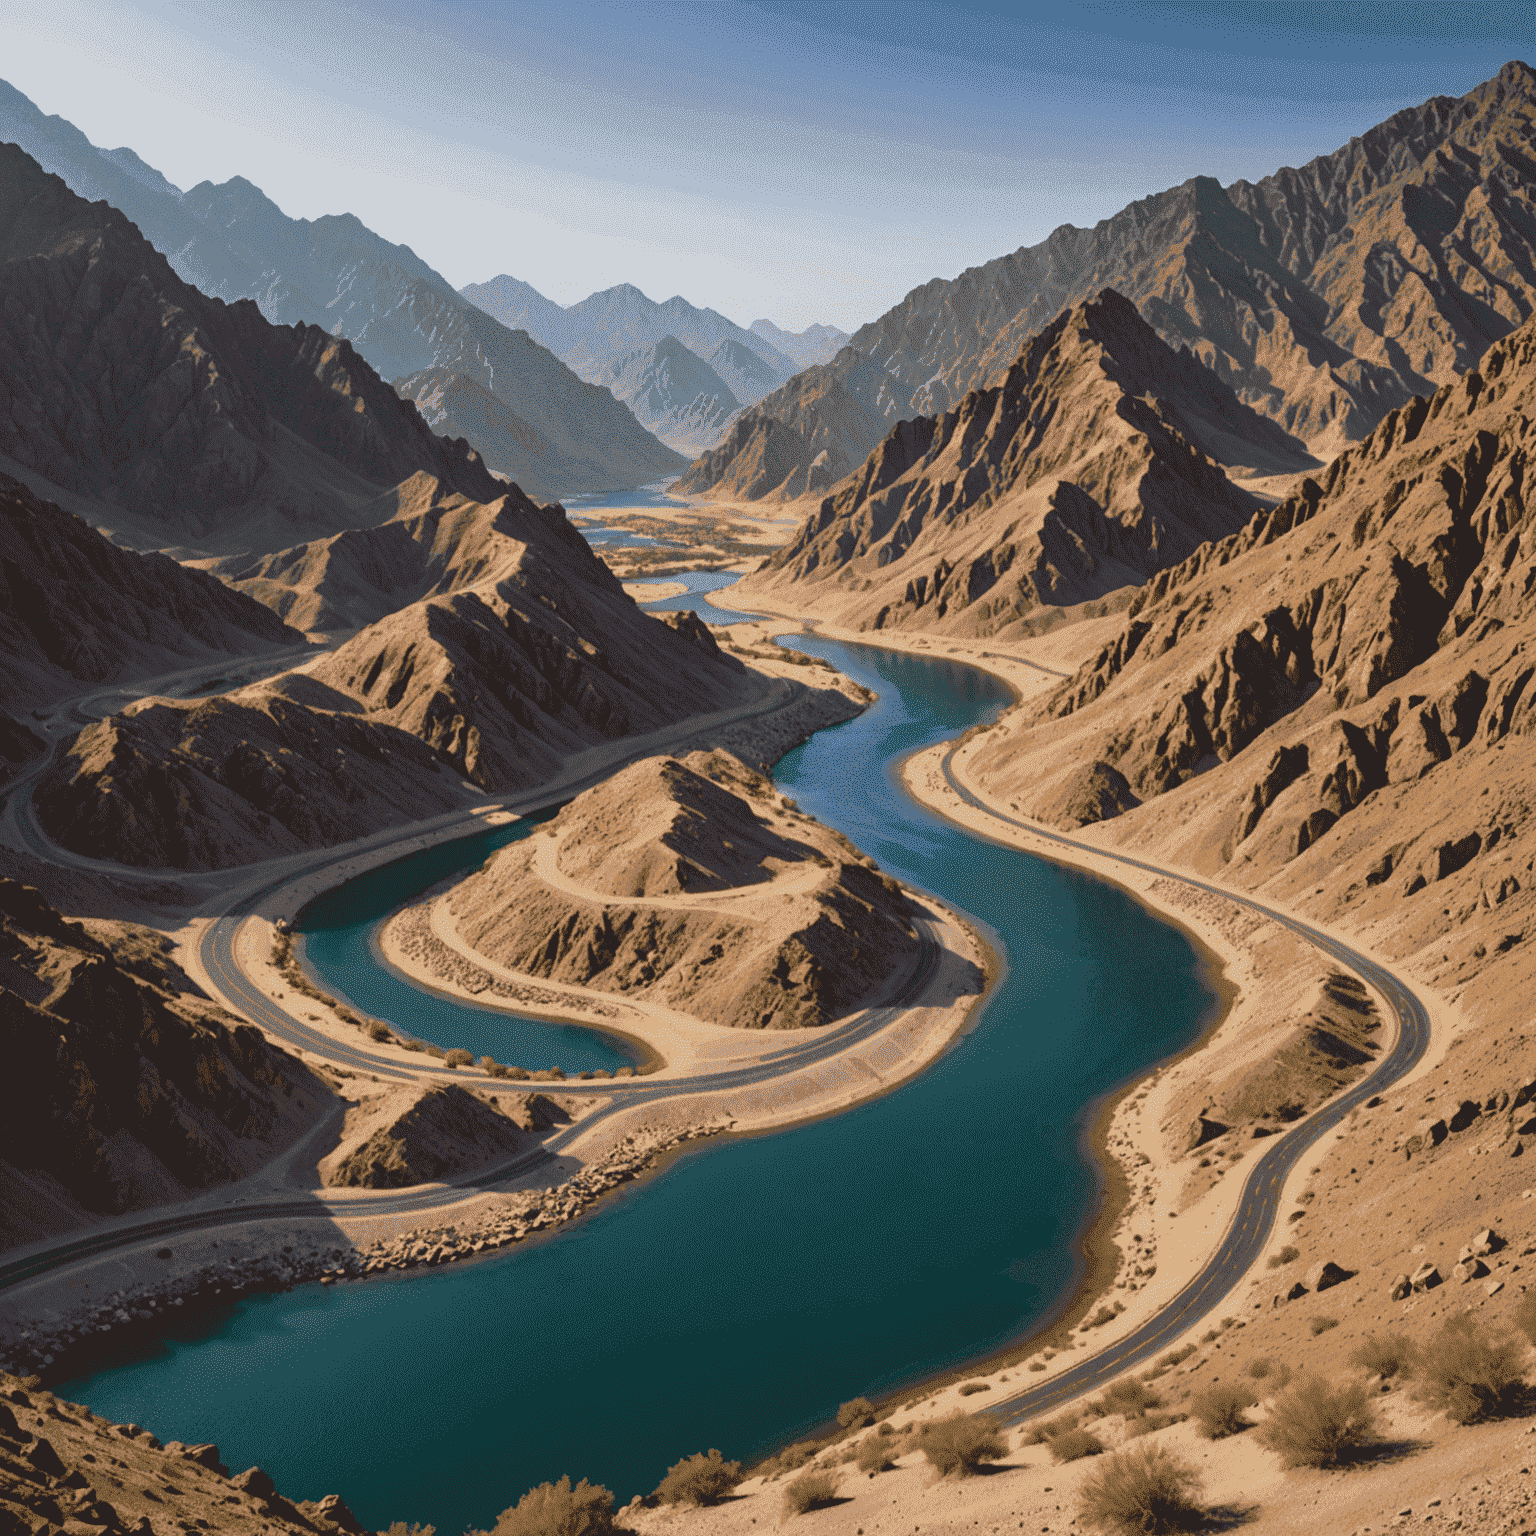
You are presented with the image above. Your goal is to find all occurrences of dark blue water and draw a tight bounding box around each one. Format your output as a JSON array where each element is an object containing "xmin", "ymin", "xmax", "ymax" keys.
[
  {"xmin": 295, "ymin": 814, "xmax": 645, "ymax": 1075},
  {"xmin": 59, "ymin": 640, "xmax": 1217, "ymax": 1535},
  {"xmin": 636, "ymin": 569, "xmax": 747, "ymax": 619}
]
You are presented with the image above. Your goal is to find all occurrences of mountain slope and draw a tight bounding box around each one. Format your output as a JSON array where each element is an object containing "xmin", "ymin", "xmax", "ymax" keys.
[
  {"xmin": 461, "ymin": 277, "xmax": 797, "ymax": 402},
  {"xmin": 684, "ymin": 60, "xmax": 1536, "ymax": 501},
  {"xmin": 749, "ymin": 318, "xmax": 850, "ymax": 371},
  {"xmin": 733, "ymin": 290, "xmax": 1310, "ymax": 637},
  {"xmin": 600, "ymin": 337, "xmax": 741, "ymax": 456},
  {"xmin": 0, "ymin": 473, "xmax": 301, "ymax": 717},
  {"xmin": 973, "ymin": 306, "xmax": 1536, "ymax": 1035},
  {"xmin": 36, "ymin": 482, "xmax": 761, "ymax": 870},
  {"xmin": 0, "ymin": 143, "xmax": 504, "ymax": 555},
  {"xmin": 0, "ymin": 82, "xmax": 681, "ymax": 499}
]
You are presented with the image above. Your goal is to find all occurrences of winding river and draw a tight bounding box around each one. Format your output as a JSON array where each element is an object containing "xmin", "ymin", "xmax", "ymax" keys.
[{"xmin": 58, "ymin": 613, "xmax": 1219, "ymax": 1534}]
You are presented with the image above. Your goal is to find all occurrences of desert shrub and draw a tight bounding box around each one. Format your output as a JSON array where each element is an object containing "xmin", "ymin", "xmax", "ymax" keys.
[
  {"xmin": 1267, "ymin": 1245, "xmax": 1300, "ymax": 1269},
  {"xmin": 918, "ymin": 1413, "xmax": 1008, "ymax": 1477},
  {"xmin": 1190, "ymin": 1383, "xmax": 1258, "ymax": 1439},
  {"xmin": 1050, "ymin": 1429, "xmax": 1106, "ymax": 1464},
  {"xmin": 1078, "ymin": 1444, "xmax": 1205, "ymax": 1535},
  {"xmin": 1515, "ymin": 1289, "xmax": 1536, "ymax": 1348},
  {"xmin": 1101, "ymin": 1378, "xmax": 1159, "ymax": 1417},
  {"xmin": 400, "ymin": 1038, "xmax": 426, "ymax": 1052},
  {"xmin": 957, "ymin": 1381, "xmax": 989, "ymax": 1396},
  {"xmin": 444, "ymin": 1048, "xmax": 474, "ymax": 1067},
  {"xmin": 485, "ymin": 1477, "xmax": 615, "ymax": 1536},
  {"xmin": 1257, "ymin": 1376, "xmax": 1378, "ymax": 1468},
  {"xmin": 1085, "ymin": 1306, "xmax": 1118, "ymax": 1328},
  {"xmin": 653, "ymin": 1449, "xmax": 742, "ymax": 1506},
  {"xmin": 1246, "ymin": 1357, "xmax": 1273, "ymax": 1379},
  {"xmin": 384, "ymin": 1525, "xmax": 435, "ymax": 1536},
  {"xmin": 855, "ymin": 1436, "xmax": 895, "ymax": 1474},
  {"xmin": 1027, "ymin": 1360, "xmax": 1047, "ymax": 1371},
  {"xmin": 1121, "ymin": 1412, "xmax": 1179, "ymax": 1440},
  {"xmin": 779, "ymin": 1442, "xmax": 818, "ymax": 1471},
  {"xmin": 782, "ymin": 1471, "xmax": 838, "ymax": 1518},
  {"xmin": 1415, "ymin": 1313, "xmax": 1527, "ymax": 1424},
  {"xmin": 837, "ymin": 1396, "xmax": 876, "ymax": 1428},
  {"xmin": 1310, "ymin": 1316, "xmax": 1339, "ymax": 1337},
  {"xmin": 1020, "ymin": 1411, "xmax": 1080, "ymax": 1445},
  {"xmin": 1351, "ymin": 1333, "xmax": 1416, "ymax": 1380},
  {"xmin": 367, "ymin": 1021, "xmax": 393, "ymax": 1043}
]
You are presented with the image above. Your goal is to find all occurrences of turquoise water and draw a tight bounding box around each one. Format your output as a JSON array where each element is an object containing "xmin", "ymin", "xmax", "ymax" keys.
[
  {"xmin": 295, "ymin": 811, "xmax": 645, "ymax": 1074},
  {"xmin": 59, "ymin": 639, "xmax": 1218, "ymax": 1534}
]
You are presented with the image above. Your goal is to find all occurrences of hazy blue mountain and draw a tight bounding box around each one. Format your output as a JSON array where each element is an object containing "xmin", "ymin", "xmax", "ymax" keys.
[
  {"xmin": 0, "ymin": 78, "xmax": 681, "ymax": 498},
  {"xmin": 706, "ymin": 338, "xmax": 785, "ymax": 411},
  {"xmin": 749, "ymin": 318, "xmax": 850, "ymax": 370},
  {"xmin": 600, "ymin": 337, "xmax": 741, "ymax": 456},
  {"xmin": 461, "ymin": 275, "xmax": 826, "ymax": 404}
]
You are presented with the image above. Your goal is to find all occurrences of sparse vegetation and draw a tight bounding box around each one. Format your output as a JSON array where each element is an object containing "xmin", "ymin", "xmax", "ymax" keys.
[
  {"xmin": 1351, "ymin": 1333, "xmax": 1416, "ymax": 1380},
  {"xmin": 1267, "ymin": 1245, "xmax": 1300, "ymax": 1269},
  {"xmin": 444, "ymin": 1048, "xmax": 474, "ymax": 1067},
  {"xmin": 916, "ymin": 1413, "xmax": 1008, "ymax": 1477},
  {"xmin": 837, "ymin": 1397, "xmax": 876, "ymax": 1428},
  {"xmin": 1050, "ymin": 1429, "xmax": 1106, "ymax": 1463},
  {"xmin": 855, "ymin": 1436, "xmax": 895, "ymax": 1474},
  {"xmin": 1310, "ymin": 1316, "xmax": 1339, "ymax": 1337},
  {"xmin": 1415, "ymin": 1313, "xmax": 1527, "ymax": 1424},
  {"xmin": 1257, "ymin": 1375, "xmax": 1378, "ymax": 1468},
  {"xmin": 1246, "ymin": 1357, "xmax": 1273, "ymax": 1379},
  {"xmin": 1021, "ymin": 1411, "xmax": 1080, "ymax": 1445},
  {"xmin": 1515, "ymin": 1289, "xmax": 1536, "ymax": 1348},
  {"xmin": 1190, "ymin": 1383, "xmax": 1258, "ymax": 1439},
  {"xmin": 781, "ymin": 1471, "xmax": 839, "ymax": 1518},
  {"xmin": 653, "ymin": 1449, "xmax": 742, "ymax": 1506},
  {"xmin": 956, "ymin": 1381, "xmax": 989, "ymax": 1396},
  {"xmin": 1084, "ymin": 1305, "xmax": 1119, "ymax": 1328},
  {"xmin": 482, "ymin": 1478, "xmax": 616, "ymax": 1536},
  {"xmin": 1100, "ymin": 1378, "xmax": 1159, "ymax": 1417},
  {"xmin": 1079, "ymin": 1444, "xmax": 1206, "ymax": 1535}
]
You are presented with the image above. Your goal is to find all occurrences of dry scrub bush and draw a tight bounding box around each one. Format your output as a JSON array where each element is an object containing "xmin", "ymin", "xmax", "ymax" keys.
[
  {"xmin": 444, "ymin": 1048, "xmax": 474, "ymax": 1067},
  {"xmin": 1267, "ymin": 1245, "xmax": 1300, "ymax": 1269},
  {"xmin": 855, "ymin": 1436, "xmax": 895, "ymax": 1475},
  {"xmin": 384, "ymin": 1525, "xmax": 435, "ymax": 1536},
  {"xmin": 957, "ymin": 1381, "xmax": 989, "ymax": 1396},
  {"xmin": 1415, "ymin": 1313, "xmax": 1527, "ymax": 1424},
  {"xmin": 1121, "ymin": 1413, "xmax": 1180, "ymax": 1441},
  {"xmin": 1050, "ymin": 1429, "xmax": 1106, "ymax": 1464},
  {"xmin": 1078, "ymin": 1444, "xmax": 1205, "ymax": 1535},
  {"xmin": 1190, "ymin": 1383, "xmax": 1258, "ymax": 1439},
  {"xmin": 837, "ymin": 1397, "xmax": 876, "ymax": 1428},
  {"xmin": 781, "ymin": 1471, "xmax": 838, "ymax": 1519},
  {"xmin": 1100, "ymin": 1379, "xmax": 1159, "ymax": 1417},
  {"xmin": 1515, "ymin": 1289, "xmax": 1536, "ymax": 1348},
  {"xmin": 1310, "ymin": 1316, "xmax": 1339, "ymax": 1337},
  {"xmin": 653, "ymin": 1450, "xmax": 742, "ymax": 1506},
  {"xmin": 1021, "ymin": 1411, "xmax": 1080, "ymax": 1446},
  {"xmin": 1257, "ymin": 1376, "xmax": 1377, "ymax": 1468},
  {"xmin": 484, "ymin": 1478, "xmax": 616, "ymax": 1536},
  {"xmin": 1351, "ymin": 1333, "xmax": 1415, "ymax": 1380},
  {"xmin": 917, "ymin": 1413, "xmax": 1008, "ymax": 1477}
]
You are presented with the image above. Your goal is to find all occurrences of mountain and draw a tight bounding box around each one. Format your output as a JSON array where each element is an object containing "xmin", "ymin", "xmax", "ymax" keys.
[
  {"xmin": 37, "ymin": 481, "xmax": 760, "ymax": 870},
  {"xmin": 683, "ymin": 61, "xmax": 1536, "ymax": 501},
  {"xmin": 732, "ymin": 290, "xmax": 1310, "ymax": 636},
  {"xmin": 0, "ymin": 80, "xmax": 681, "ymax": 499},
  {"xmin": 460, "ymin": 277, "xmax": 800, "ymax": 403},
  {"xmin": 706, "ymin": 337, "xmax": 783, "ymax": 411},
  {"xmin": 600, "ymin": 337, "xmax": 741, "ymax": 456},
  {"xmin": 0, "ymin": 474, "xmax": 301, "ymax": 721},
  {"xmin": 0, "ymin": 143, "xmax": 508, "ymax": 555},
  {"xmin": 749, "ymin": 318, "xmax": 851, "ymax": 371},
  {"xmin": 979, "ymin": 305, "xmax": 1536, "ymax": 1034}
]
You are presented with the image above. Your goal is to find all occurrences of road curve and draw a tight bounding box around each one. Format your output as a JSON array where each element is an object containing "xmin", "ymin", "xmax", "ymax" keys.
[{"xmin": 932, "ymin": 744, "xmax": 1432, "ymax": 1426}]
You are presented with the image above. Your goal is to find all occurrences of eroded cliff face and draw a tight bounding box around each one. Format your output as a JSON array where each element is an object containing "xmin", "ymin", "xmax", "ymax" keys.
[
  {"xmin": 734, "ymin": 291, "xmax": 1298, "ymax": 638},
  {"xmin": 977, "ymin": 307, "xmax": 1536, "ymax": 1032},
  {"xmin": 446, "ymin": 751, "xmax": 924, "ymax": 1030},
  {"xmin": 681, "ymin": 61, "xmax": 1536, "ymax": 501},
  {"xmin": 35, "ymin": 487, "xmax": 755, "ymax": 871},
  {"xmin": 0, "ymin": 880, "xmax": 330, "ymax": 1247}
]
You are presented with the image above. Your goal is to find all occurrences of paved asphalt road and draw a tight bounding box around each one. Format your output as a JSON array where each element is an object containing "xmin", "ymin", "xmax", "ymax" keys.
[{"xmin": 935, "ymin": 745, "xmax": 1432, "ymax": 1425}]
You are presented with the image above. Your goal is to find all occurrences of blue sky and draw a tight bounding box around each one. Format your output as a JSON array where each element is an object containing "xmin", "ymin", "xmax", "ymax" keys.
[{"xmin": 8, "ymin": 2, "xmax": 1533, "ymax": 330}]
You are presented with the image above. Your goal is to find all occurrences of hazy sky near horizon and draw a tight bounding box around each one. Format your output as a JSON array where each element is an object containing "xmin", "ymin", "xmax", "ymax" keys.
[{"xmin": 8, "ymin": 1, "xmax": 1534, "ymax": 331}]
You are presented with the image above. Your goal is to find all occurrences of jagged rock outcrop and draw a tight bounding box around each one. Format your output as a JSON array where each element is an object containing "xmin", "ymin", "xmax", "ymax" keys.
[
  {"xmin": 0, "ymin": 473, "xmax": 301, "ymax": 715},
  {"xmin": 599, "ymin": 336, "xmax": 742, "ymax": 456},
  {"xmin": 446, "ymin": 750, "xmax": 926, "ymax": 1029},
  {"xmin": 36, "ymin": 486, "xmax": 757, "ymax": 870},
  {"xmin": 0, "ymin": 880, "xmax": 329, "ymax": 1245},
  {"xmin": 733, "ymin": 291, "xmax": 1303, "ymax": 636},
  {"xmin": 682, "ymin": 62, "xmax": 1536, "ymax": 500}
]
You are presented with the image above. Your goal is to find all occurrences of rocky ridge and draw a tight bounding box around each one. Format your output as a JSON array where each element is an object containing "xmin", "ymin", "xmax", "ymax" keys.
[
  {"xmin": 681, "ymin": 61, "xmax": 1536, "ymax": 500},
  {"xmin": 599, "ymin": 336, "xmax": 742, "ymax": 456},
  {"xmin": 446, "ymin": 750, "xmax": 923, "ymax": 1029},
  {"xmin": 733, "ymin": 290, "xmax": 1305, "ymax": 638}
]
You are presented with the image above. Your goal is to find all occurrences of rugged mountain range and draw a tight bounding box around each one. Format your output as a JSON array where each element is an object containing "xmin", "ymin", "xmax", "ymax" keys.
[
  {"xmin": 683, "ymin": 60, "xmax": 1536, "ymax": 502},
  {"xmin": 600, "ymin": 337, "xmax": 742, "ymax": 456},
  {"xmin": 460, "ymin": 276, "xmax": 832, "ymax": 405},
  {"xmin": 0, "ymin": 80, "xmax": 681, "ymax": 499},
  {"xmin": 36, "ymin": 481, "xmax": 759, "ymax": 869},
  {"xmin": 733, "ymin": 291, "xmax": 1312, "ymax": 637},
  {"xmin": 0, "ymin": 143, "xmax": 508, "ymax": 555},
  {"xmin": 0, "ymin": 474, "xmax": 301, "ymax": 728},
  {"xmin": 978, "ymin": 302, "xmax": 1536, "ymax": 1033},
  {"xmin": 748, "ymin": 318, "xmax": 850, "ymax": 371}
]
